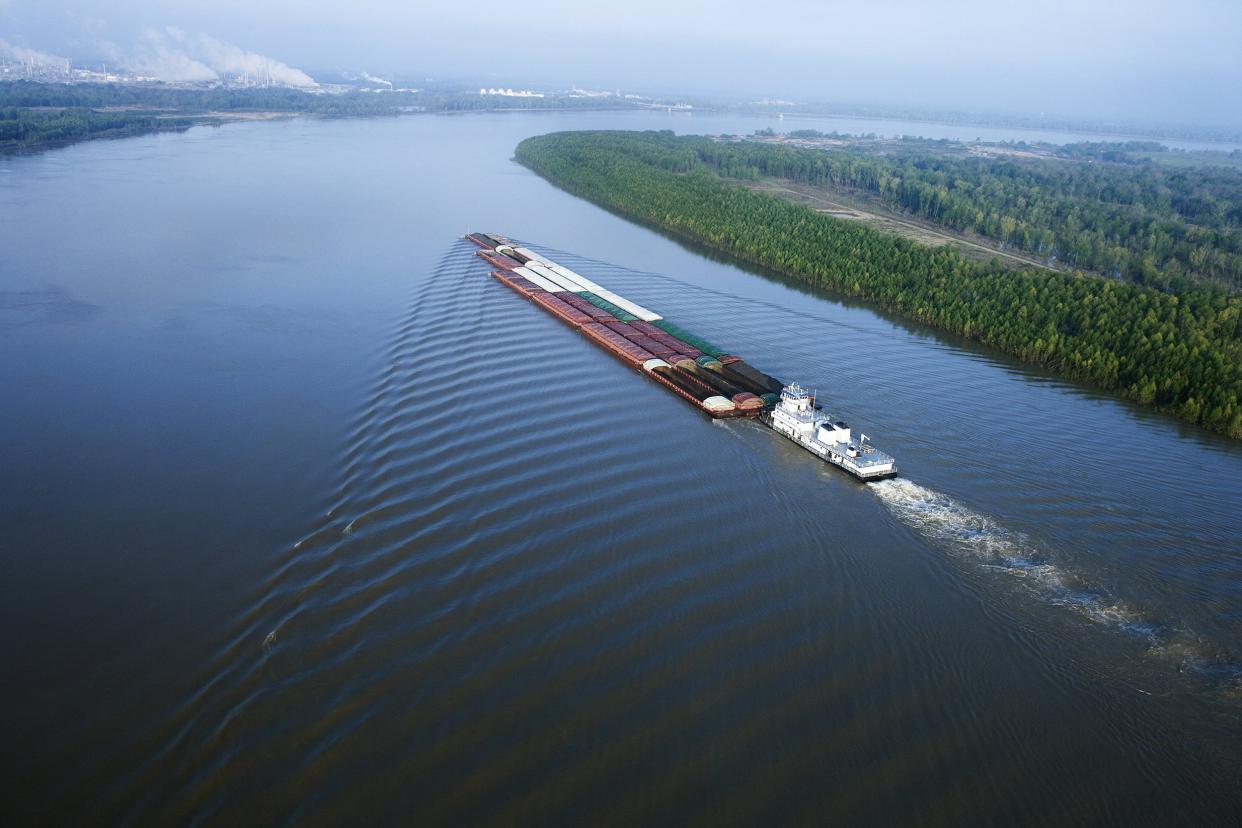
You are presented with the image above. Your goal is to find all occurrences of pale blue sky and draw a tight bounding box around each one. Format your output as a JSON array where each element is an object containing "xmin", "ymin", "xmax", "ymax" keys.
[{"xmin": 2, "ymin": 0, "xmax": 1239, "ymax": 127}]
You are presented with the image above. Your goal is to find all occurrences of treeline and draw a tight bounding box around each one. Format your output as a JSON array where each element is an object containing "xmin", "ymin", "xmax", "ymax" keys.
[
  {"xmin": 0, "ymin": 81, "xmax": 641, "ymax": 116},
  {"xmin": 0, "ymin": 107, "xmax": 196, "ymax": 150},
  {"xmin": 1055, "ymin": 140, "xmax": 1168, "ymax": 162},
  {"xmin": 0, "ymin": 82, "xmax": 644, "ymax": 151},
  {"xmin": 713, "ymin": 136, "xmax": 1242, "ymax": 292},
  {"xmin": 0, "ymin": 81, "xmax": 334, "ymax": 112},
  {"xmin": 515, "ymin": 130, "xmax": 1242, "ymax": 437},
  {"xmin": 741, "ymin": 103, "xmax": 1242, "ymax": 145}
]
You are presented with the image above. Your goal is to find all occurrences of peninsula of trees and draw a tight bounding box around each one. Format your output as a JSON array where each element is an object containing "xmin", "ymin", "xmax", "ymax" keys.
[
  {"xmin": 515, "ymin": 130, "xmax": 1242, "ymax": 437},
  {"xmin": 0, "ymin": 106, "xmax": 199, "ymax": 150}
]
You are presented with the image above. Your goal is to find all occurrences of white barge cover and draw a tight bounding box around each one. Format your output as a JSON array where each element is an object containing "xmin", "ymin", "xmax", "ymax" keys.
[
  {"xmin": 512, "ymin": 246, "xmax": 554, "ymax": 266},
  {"xmin": 512, "ymin": 266, "xmax": 563, "ymax": 293},
  {"xmin": 531, "ymin": 253, "xmax": 663, "ymax": 322},
  {"xmin": 523, "ymin": 263, "xmax": 587, "ymax": 294}
]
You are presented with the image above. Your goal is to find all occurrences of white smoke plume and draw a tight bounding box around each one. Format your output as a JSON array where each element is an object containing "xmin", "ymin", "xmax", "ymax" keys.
[
  {"xmin": 0, "ymin": 39, "xmax": 70, "ymax": 71},
  {"xmin": 118, "ymin": 27, "xmax": 316, "ymax": 88},
  {"xmin": 361, "ymin": 72, "xmax": 393, "ymax": 88},
  {"xmin": 195, "ymin": 33, "xmax": 316, "ymax": 88},
  {"xmin": 124, "ymin": 28, "xmax": 216, "ymax": 82}
]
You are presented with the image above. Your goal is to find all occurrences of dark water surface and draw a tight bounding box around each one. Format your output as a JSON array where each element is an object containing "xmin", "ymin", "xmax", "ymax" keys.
[{"xmin": 2, "ymin": 112, "xmax": 1241, "ymax": 826}]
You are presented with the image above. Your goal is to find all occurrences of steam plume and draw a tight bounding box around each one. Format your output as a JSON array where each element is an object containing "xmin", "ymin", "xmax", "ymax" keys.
[{"xmin": 117, "ymin": 27, "xmax": 316, "ymax": 88}]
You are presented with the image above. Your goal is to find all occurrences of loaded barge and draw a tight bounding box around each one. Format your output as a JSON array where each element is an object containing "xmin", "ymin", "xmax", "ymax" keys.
[{"xmin": 464, "ymin": 232, "xmax": 897, "ymax": 480}]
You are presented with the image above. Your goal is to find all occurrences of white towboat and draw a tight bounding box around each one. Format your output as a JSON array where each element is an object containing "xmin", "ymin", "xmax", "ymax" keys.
[{"xmin": 764, "ymin": 383, "xmax": 897, "ymax": 480}]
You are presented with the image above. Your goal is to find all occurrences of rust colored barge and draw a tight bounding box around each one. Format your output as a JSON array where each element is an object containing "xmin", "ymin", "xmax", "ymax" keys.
[
  {"xmin": 466, "ymin": 232, "xmax": 900, "ymax": 478},
  {"xmin": 469, "ymin": 233, "xmax": 786, "ymax": 420}
]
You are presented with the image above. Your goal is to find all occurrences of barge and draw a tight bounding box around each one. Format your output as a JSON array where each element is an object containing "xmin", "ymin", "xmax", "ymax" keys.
[{"xmin": 464, "ymin": 231, "xmax": 898, "ymax": 480}]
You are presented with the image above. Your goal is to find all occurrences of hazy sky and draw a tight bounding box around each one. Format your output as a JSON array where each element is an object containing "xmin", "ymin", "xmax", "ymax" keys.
[{"xmin": 2, "ymin": 0, "xmax": 1239, "ymax": 127}]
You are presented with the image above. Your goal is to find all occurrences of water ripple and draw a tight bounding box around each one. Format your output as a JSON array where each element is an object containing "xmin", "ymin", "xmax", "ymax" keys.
[{"xmin": 98, "ymin": 237, "xmax": 1242, "ymax": 825}]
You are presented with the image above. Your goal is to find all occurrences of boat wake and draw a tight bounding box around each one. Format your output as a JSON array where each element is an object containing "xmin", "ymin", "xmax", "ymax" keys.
[
  {"xmin": 870, "ymin": 479, "xmax": 1152, "ymax": 630},
  {"xmin": 868, "ymin": 478, "xmax": 1242, "ymax": 692}
]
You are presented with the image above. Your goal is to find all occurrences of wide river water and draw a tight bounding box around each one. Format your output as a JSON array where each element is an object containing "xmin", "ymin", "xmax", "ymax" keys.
[{"xmin": 2, "ymin": 110, "xmax": 1241, "ymax": 825}]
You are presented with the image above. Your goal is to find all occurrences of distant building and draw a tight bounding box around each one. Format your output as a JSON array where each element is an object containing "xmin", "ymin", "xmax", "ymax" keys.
[{"xmin": 479, "ymin": 87, "xmax": 544, "ymax": 98}]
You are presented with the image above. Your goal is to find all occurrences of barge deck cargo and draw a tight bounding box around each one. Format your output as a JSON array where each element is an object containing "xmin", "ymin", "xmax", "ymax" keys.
[{"xmin": 466, "ymin": 233, "xmax": 898, "ymax": 478}]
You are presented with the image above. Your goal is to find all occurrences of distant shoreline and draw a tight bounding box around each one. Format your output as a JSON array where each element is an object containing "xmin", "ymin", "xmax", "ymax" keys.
[
  {"xmin": 4, "ymin": 79, "xmax": 1239, "ymax": 154},
  {"xmin": 740, "ymin": 108, "xmax": 1242, "ymax": 151}
]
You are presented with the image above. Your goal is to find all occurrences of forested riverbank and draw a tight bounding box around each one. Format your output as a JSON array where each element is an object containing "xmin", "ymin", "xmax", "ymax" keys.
[
  {"xmin": 718, "ymin": 134, "xmax": 1242, "ymax": 293},
  {"xmin": 0, "ymin": 107, "xmax": 201, "ymax": 151},
  {"xmin": 515, "ymin": 130, "xmax": 1242, "ymax": 437}
]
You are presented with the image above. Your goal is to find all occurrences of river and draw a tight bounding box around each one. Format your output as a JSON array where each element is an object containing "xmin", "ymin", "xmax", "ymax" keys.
[{"xmin": 2, "ymin": 110, "xmax": 1240, "ymax": 825}]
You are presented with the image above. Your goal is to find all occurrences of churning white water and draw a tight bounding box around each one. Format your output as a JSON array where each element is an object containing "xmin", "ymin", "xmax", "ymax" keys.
[{"xmin": 871, "ymin": 478, "xmax": 1150, "ymax": 633}]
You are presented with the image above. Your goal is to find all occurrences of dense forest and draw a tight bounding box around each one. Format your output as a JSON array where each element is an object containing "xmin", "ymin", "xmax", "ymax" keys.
[
  {"xmin": 0, "ymin": 106, "xmax": 198, "ymax": 150},
  {"xmin": 707, "ymin": 136, "xmax": 1242, "ymax": 293},
  {"xmin": 515, "ymin": 130, "xmax": 1242, "ymax": 438}
]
